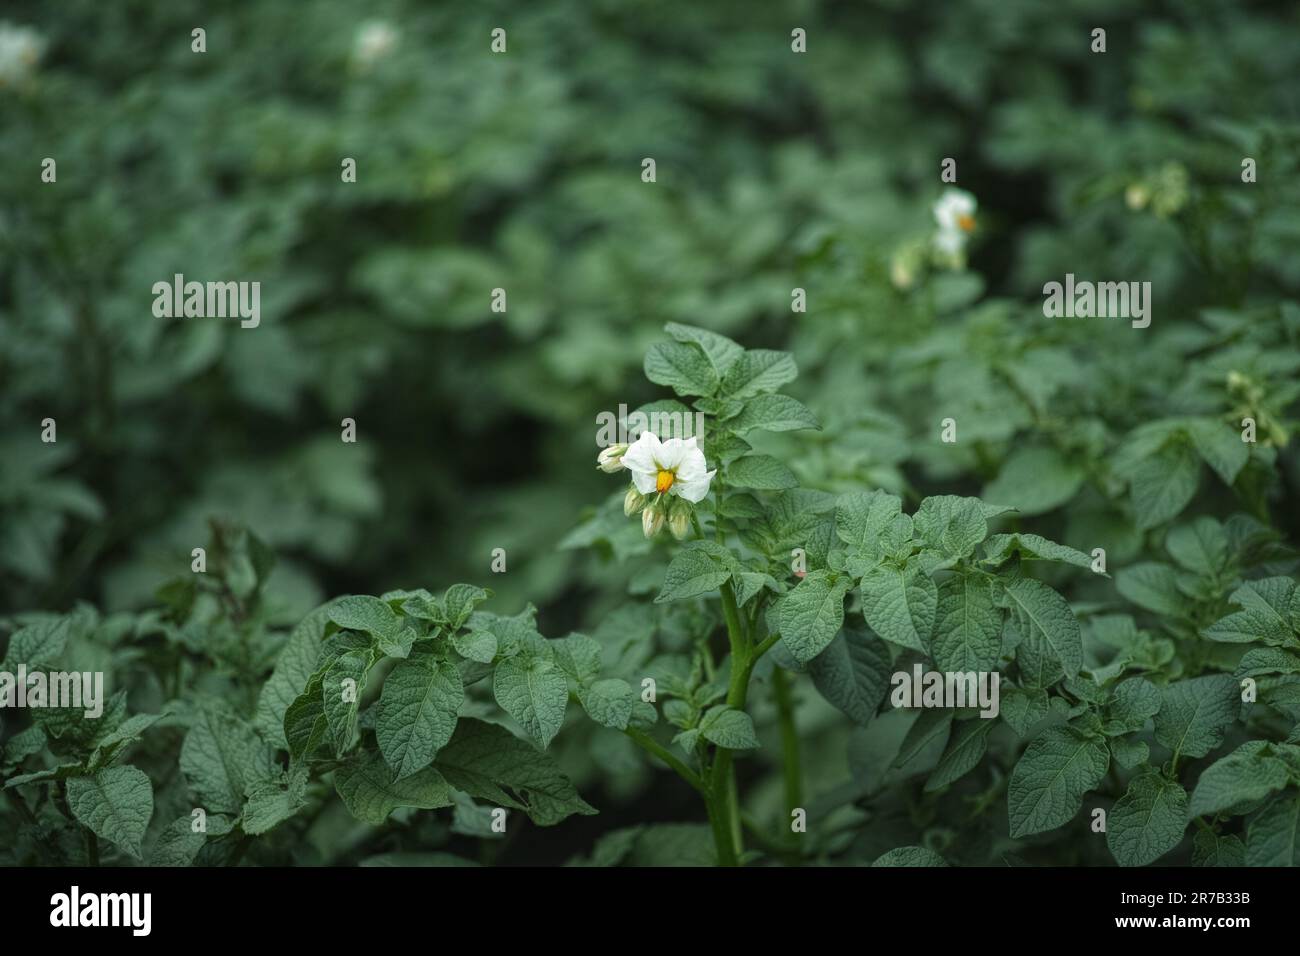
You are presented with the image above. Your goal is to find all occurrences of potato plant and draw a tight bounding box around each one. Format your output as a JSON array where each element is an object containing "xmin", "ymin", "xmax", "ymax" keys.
[
  {"xmin": 2, "ymin": 324, "xmax": 1297, "ymax": 868},
  {"xmin": 3, "ymin": 1, "xmax": 1300, "ymax": 869}
]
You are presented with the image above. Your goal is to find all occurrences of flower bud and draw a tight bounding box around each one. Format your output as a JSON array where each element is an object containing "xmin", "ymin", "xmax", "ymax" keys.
[
  {"xmin": 597, "ymin": 444, "xmax": 629, "ymax": 473},
  {"xmin": 642, "ymin": 505, "xmax": 665, "ymax": 538},
  {"xmin": 668, "ymin": 498, "xmax": 692, "ymax": 540},
  {"xmin": 624, "ymin": 487, "xmax": 647, "ymax": 516}
]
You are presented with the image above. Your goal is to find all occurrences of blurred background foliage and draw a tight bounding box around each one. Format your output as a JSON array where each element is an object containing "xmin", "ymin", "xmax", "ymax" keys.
[{"xmin": 3, "ymin": 0, "xmax": 1300, "ymax": 863}]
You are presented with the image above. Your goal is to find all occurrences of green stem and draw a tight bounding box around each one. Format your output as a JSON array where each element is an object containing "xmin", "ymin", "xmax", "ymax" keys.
[
  {"xmin": 623, "ymin": 728, "xmax": 706, "ymax": 795},
  {"xmin": 705, "ymin": 790, "xmax": 739, "ymax": 867},
  {"xmin": 753, "ymin": 631, "xmax": 782, "ymax": 659},
  {"xmin": 772, "ymin": 667, "xmax": 803, "ymax": 820},
  {"xmin": 720, "ymin": 580, "xmax": 747, "ymax": 661}
]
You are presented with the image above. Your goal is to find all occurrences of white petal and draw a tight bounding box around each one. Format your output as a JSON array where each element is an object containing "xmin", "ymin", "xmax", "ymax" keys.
[
  {"xmin": 933, "ymin": 189, "xmax": 975, "ymax": 231},
  {"xmin": 630, "ymin": 470, "xmax": 658, "ymax": 495},
  {"xmin": 674, "ymin": 469, "xmax": 716, "ymax": 503},
  {"xmin": 656, "ymin": 437, "xmax": 689, "ymax": 471},
  {"xmin": 933, "ymin": 228, "xmax": 965, "ymax": 255},
  {"xmin": 621, "ymin": 432, "xmax": 660, "ymax": 477},
  {"xmin": 673, "ymin": 445, "xmax": 709, "ymax": 482}
]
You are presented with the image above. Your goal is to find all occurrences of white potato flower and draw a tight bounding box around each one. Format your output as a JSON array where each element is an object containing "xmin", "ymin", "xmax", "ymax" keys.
[
  {"xmin": 621, "ymin": 432, "xmax": 715, "ymax": 504},
  {"xmin": 0, "ymin": 23, "xmax": 45, "ymax": 89},
  {"xmin": 932, "ymin": 187, "xmax": 977, "ymax": 257},
  {"xmin": 354, "ymin": 21, "xmax": 398, "ymax": 69}
]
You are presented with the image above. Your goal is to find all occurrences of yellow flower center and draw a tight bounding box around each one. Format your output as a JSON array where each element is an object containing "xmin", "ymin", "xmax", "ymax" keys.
[
  {"xmin": 958, "ymin": 213, "xmax": 975, "ymax": 232},
  {"xmin": 656, "ymin": 469, "xmax": 675, "ymax": 493}
]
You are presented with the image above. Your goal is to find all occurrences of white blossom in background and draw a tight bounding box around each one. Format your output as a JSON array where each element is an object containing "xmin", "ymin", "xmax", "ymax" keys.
[
  {"xmin": 353, "ymin": 21, "xmax": 398, "ymax": 71},
  {"xmin": 931, "ymin": 187, "xmax": 978, "ymax": 262},
  {"xmin": 0, "ymin": 22, "xmax": 46, "ymax": 89}
]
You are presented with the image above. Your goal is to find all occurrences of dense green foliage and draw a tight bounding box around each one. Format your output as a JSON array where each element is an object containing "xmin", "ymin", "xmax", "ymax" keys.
[{"xmin": 3, "ymin": 0, "xmax": 1300, "ymax": 866}]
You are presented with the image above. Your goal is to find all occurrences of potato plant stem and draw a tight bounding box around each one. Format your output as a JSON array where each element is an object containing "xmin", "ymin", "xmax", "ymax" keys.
[
  {"xmin": 623, "ymin": 728, "xmax": 705, "ymax": 795},
  {"xmin": 771, "ymin": 666, "xmax": 803, "ymax": 819},
  {"xmin": 716, "ymin": 580, "xmax": 749, "ymax": 853}
]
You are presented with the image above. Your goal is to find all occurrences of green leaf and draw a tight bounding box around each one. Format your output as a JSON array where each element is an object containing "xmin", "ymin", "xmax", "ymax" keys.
[
  {"xmin": 718, "ymin": 349, "xmax": 797, "ymax": 399},
  {"xmin": 655, "ymin": 542, "xmax": 739, "ymax": 604},
  {"xmin": 807, "ymin": 625, "xmax": 892, "ymax": 725},
  {"xmin": 1204, "ymin": 578, "xmax": 1298, "ymax": 647},
  {"xmin": 1107, "ymin": 773, "xmax": 1188, "ymax": 866},
  {"xmin": 1000, "ymin": 686, "xmax": 1051, "ymax": 737},
  {"xmin": 1186, "ymin": 419, "xmax": 1249, "ymax": 486},
  {"xmin": 1, "ymin": 725, "xmax": 46, "ymax": 768},
  {"xmin": 1104, "ymin": 678, "xmax": 1161, "ymax": 735},
  {"xmin": 1153, "ymin": 675, "xmax": 1239, "ymax": 760},
  {"xmin": 451, "ymin": 628, "xmax": 498, "ymax": 663},
  {"xmin": 983, "ymin": 447, "xmax": 1084, "ymax": 517},
  {"xmin": 4, "ymin": 764, "xmax": 84, "ymax": 788},
  {"xmin": 872, "ymin": 846, "xmax": 949, "ymax": 867},
  {"xmin": 450, "ymin": 791, "xmax": 503, "ymax": 839},
  {"xmin": 1189, "ymin": 742, "xmax": 1292, "ymax": 818},
  {"xmin": 774, "ymin": 570, "xmax": 850, "ymax": 664},
  {"xmin": 1001, "ymin": 577, "xmax": 1082, "ymax": 679},
  {"xmin": 256, "ymin": 599, "xmax": 338, "ymax": 746},
  {"xmin": 894, "ymin": 709, "xmax": 953, "ymax": 769},
  {"xmin": 708, "ymin": 434, "xmax": 753, "ymax": 466},
  {"xmin": 493, "ymin": 643, "xmax": 569, "ymax": 749},
  {"xmin": 328, "ymin": 595, "xmax": 417, "ymax": 659},
  {"xmin": 334, "ymin": 751, "xmax": 453, "ymax": 825},
  {"xmin": 442, "ymin": 584, "xmax": 490, "ymax": 630},
  {"xmin": 664, "ymin": 322, "xmax": 743, "ymax": 376},
  {"xmin": 1109, "ymin": 736, "xmax": 1150, "ymax": 769},
  {"xmin": 912, "ymin": 496, "xmax": 988, "ymax": 560},
  {"xmin": 860, "ymin": 565, "xmax": 937, "ymax": 653},
  {"xmin": 1165, "ymin": 517, "xmax": 1229, "ymax": 577},
  {"xmin": 699, "ymin": 706, "xmax": 760, "ymax": 750},
  {"xmin": 932, "ymin": 572, "xmax": 1002, "ymax": 673},
  {"xmin": 983, "ymin": 532, "xmax": 1095, "ymax": 572},
  {"xmin": 149, "ymin": 813, "xmax": 235, "ymax": 867},
  {"xmin": 87, "ymin": 713, "xmax": 164, "ymax": 772},
  {"xmin": 1116, "ymin": 562, "xmax": 1184, "ymax": 615},
  {"xmin": 1007, "ymin": 726, "xmax": 1109, "ymax": 837},
  {"xmin": 66, "ymin": 766, "xmax": 154, "ymax": 860},
  {"xmin": 1129, "ymin": 442, "xmax": 1200, "ymax": 529},
  {"xmin": 733, "ymin": 570, "xmax": 778, "ymax": 607},
  {"xmin": 582, "ymin": 678, "xmax": 636, "ymax": 730},
  {"xmin": 2, "ymin": 616, "xmax": 73, "ymax": 669},
  {"xmin": 835, "ymin": 490, "xmax": 904, "ymax": 554},
  {"xmin": 376, "ymin": 649, "xmax": 464, "ymax": 779},
  {"xmin": 644, "ymin": 342, "xmax": 719, "ymax": 397},
  {"xmin": 726, "ymin": 454, "xmax": 798, "ymax": 490},
  {"xmin": 1245, "ymin": 793, "xmax": 1300, "ymax": 866},
  {"xmin": 1192, "ymin": 829, "xmax": 1246, "ymax": 867},
  {"xmin": 433, "ymin": 718, "xmax": 597, "ymax": 826},
  {"xmin": 242, "ymin": 764, "xmax": 309, "ymax": 835},
  {"xmin": 925, "ymin": 719, "xmax": 995, "ymax": 791},
  {"xmin": 180, "ymin": 701, "xmax": 276, "ymax": 815},
  {"xmin": 322, "ymin": 648, "xmax": 374, "ymax": 756},
  {"xmin": 728, "ymin": 394, "xmax": 820, "ymax": 435},
  {"xmin": 553, "ymin": 633, "xmax": 603, "ymax": 688},
  {"xmin": 284, "ymin": 672, "xmax": 328, "ymax": 761}
]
